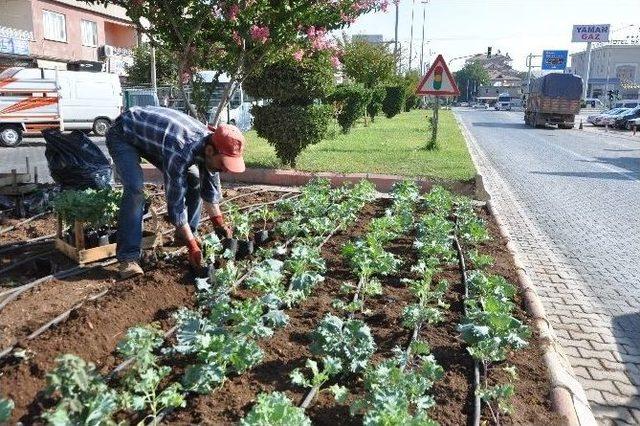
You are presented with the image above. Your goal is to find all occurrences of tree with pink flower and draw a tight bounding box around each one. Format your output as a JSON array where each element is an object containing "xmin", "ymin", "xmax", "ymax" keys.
[{"xmin": 85, "ymin": 0, "xmax": 389, "ymax": 123}]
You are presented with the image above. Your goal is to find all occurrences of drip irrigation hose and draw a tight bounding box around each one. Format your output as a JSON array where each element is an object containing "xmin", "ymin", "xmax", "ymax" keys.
[
  {"xmin": 0, "ymin": 250, "xmax": 54, "ymax": 276},
  {"xmin": 0, "ymin": 191, "xmax": 300, "ymax": 361},
  {"xmin": 0, "ymin": 211, "xmax": 50, "ymax": 235},
  {"xmin": 0, "ymin": 234, "xmax": 56, "ymax": 255},
  {"xmin": 452, "ymin": 224, "xmax": 481, "ymax": 426},
  {"xmin": 0, "ymin": 288, "xmax": 111, "ymax": 358}
]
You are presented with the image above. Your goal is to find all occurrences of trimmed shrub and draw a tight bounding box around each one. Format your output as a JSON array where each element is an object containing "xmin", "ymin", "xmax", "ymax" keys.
[
  {"xmin": 405, "ymin": 93, "xmax": 419, "ymax": 111},
  {"xmin": 252, "ymin": 103, "xmax": 332, "ymax": 167},
  {"xmin": 367, "ymin": 86, "xmax": 386, "ymax": 122},
  {"xmin": 328, "ymin": 83, "xmax": 372, "ymax": 133},
  {"xmin": 244, "ymin": 56, "xmax": 334, "ymax": 106},
  {"xmin": 246, "ymin": 54, "xmax": 335, "ymax": 167},
  {"xmin": 382, "ymin": 85, "xmax": 406, "ymax": 119}
]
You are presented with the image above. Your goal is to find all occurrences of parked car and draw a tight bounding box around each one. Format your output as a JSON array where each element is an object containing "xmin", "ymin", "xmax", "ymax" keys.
[
  {"xmin": 613, "ymin": 99, "xmax": 640, "ymax": 109},
  {"xmin": 612, "ymin": 106, "xmax": 640, "ymax": 130},
  {"xmin": 587, "ymin": 108, "xmax": 629, "ymax": 126},
  {"xmin": 627, "ymin": 117, "xmax": 640, "ymax": 129},
  {"xmin": 583, "ymin": 98, "xmax": 605, "ymax": 109}
]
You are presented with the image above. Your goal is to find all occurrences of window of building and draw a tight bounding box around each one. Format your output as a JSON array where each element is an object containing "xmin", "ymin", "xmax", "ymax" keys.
[
  {"xmin": 43, "ymin": 10, "xmax": 66, "ymax": 42},
  {"xmin": 81, "ymin": 20, "xmax": 98, "ymax": 47}
]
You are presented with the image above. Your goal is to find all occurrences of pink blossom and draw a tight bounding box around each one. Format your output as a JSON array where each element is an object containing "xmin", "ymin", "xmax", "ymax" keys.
[
  {"xmin": 228, "ymin": 4, "xmax": 240, "ymax": 21},
  {"xmin": 232, "ymin": 30, "xmax": 243, "ymax": 46},
  {"xmin": 330, "ymin": 56, "xmax": 341, "ymax": 68},
  {"xmin": 250, "ymin": 25, "xmax": 270, "ymax": 44},
  {"xmin": 293, "ymin": 49, "xmax": 305, "ymax": 62}
]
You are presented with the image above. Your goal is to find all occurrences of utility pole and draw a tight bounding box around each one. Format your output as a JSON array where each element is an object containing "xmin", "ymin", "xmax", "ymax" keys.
[
  {"xmin": 583, "ymin": 41, "xmax": 593, "ymax": 99},
  {"xmin": 419, "ymin": 1, "xmax": 428, "ymax": 74},
  {"xmin": 409, "ymin": 0, "xmax": 415, "ymax": 71},
  {"xmin": 394, "ymin": 1, "xmax": 399, "ymax": 67},
  {"xmin": 526, "ymin": 53, "xmax": 541, "ymax": 95},
  {"xmin": 150, "ymin": 45, "xmax": 157, "ymax": 90}
]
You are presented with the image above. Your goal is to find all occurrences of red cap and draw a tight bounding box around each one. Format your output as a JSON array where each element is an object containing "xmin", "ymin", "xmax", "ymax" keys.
[{"xmin": 209, "ymin": 124, "xmax": 246, "ymax": 173}]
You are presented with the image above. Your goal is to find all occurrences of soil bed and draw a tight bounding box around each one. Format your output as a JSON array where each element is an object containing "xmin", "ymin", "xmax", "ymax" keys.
[
  {"xmin": 1, "ymin": 190, "xmax": 563, "ymax": 425},
  {"xmin": 0, "ymin": 189, "xmax": 288, "ymax": 354}
]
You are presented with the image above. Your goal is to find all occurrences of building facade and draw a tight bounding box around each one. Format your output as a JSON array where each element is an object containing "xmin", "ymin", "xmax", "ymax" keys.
[
  {"xmin": 0, "ymin": 0, "xmax": 137, "ymax": 76},
  {"xmin": 570, "ymin": 45, "xmax": 640, "ymax": 100},
  {"xmin": 465, "ymin": 51, "xmax": 524, "ymax": 87}
]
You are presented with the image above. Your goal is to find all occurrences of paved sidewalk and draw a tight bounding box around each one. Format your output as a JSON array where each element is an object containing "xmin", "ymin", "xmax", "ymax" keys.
[{"xmin": 456, "ymin": 111, "xmax": 640, "ymax": 425}]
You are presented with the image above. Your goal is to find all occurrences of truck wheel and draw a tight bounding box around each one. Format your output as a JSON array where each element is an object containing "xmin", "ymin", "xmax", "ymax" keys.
[
  {"xmin": 0, "ymin": 125, "xmax": 23, "ymax": 147},
  {"xmin": 92, "ymin": 118, "xmax": 111, "ymax": 136}
]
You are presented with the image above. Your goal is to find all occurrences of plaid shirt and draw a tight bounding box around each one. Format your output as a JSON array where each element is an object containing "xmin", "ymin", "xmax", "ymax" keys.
[{"xmin": 119, "ymin": 106, "xmax": 221, "ymax": 226}]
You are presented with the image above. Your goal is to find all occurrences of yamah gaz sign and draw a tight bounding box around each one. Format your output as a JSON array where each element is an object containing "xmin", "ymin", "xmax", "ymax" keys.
[{"xmin": 572, "ymin": 24, "xmax": 610, "ymax": 42}]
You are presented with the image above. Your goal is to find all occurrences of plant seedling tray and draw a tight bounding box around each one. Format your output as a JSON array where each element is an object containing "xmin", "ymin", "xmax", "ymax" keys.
[{"xmin": 54, "ymin": 207, "xmax": 163, "ymax": 265}]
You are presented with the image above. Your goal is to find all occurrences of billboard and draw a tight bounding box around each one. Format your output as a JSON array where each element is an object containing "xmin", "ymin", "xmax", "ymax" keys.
[
  {"xmin": 542, "ymin": 50, "xmax": 568, "ymax": 70},
  {"xmin": 572, "ymin": 24, "xmax": 610, "ymax": 42}
]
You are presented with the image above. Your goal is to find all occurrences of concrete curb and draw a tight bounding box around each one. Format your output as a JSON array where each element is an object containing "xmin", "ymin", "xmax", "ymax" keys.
[
  {"xmin": 141, "ymin": 163, "xmax": 472, "ymax": 194},
  {"xmin": 455, "ymin": 114, "xmax": 597, "ymax": 426}
]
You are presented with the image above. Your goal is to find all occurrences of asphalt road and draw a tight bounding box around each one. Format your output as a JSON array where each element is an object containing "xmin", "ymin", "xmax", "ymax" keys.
[
  {"xmin": 457, "ymin": 108, "xmax": 640, "ymax": 423},
  {"xmin": 0, "ymin": 135, "xmax": 107, "ymax": 183}
]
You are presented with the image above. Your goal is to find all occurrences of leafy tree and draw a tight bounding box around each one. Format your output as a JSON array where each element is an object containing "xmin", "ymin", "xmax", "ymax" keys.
[
  {"xmin": 367, "ymin": 86, "xmax": 386, "ymax": 122},
  {"xmin": 382, "ymin": 85, "xmax": 406, "ymax": 119},
  {"xmin": 403, "ymin": 70, "xmax": 421, "ymax": 111},
  {"xmin": 247, "ymin": 54, "xmax": 334, "ymax": 167},
  {"xmin": 87, "ymin": 0, "xmax": 390, "ymax": 122},
  {"xmin": 454, "ymin": 60, "xmax": 490, "ymax": 102},
  {"xmin": 328, "ymin": 83, "xmax": 372, "ymax": 133},
  {"xmin": 125, "ymin": 44, "xmax": 179, "ymax": 86},
  {"xmin": 341, "ymin": 39, "xmax": 396, "ymax": 89}
]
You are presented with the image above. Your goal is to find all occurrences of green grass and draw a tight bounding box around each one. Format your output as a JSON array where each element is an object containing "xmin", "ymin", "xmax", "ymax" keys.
[{"xmin": 244, "ymin": 109, "xmax": 476, "ymax": 181}]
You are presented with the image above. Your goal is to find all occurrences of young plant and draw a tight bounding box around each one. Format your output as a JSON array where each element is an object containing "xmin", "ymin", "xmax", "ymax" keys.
[
  {"xmin": 310, "ymin": 314, "xmax": 376, "ymax": 373},
  {"xmin": 468, "ymin": 249, "xmax": 494, "ymax": 270},
  {"xmin": 401, "ymin": 278, "xmax": 449, "ymax": 329},
  {"xmin": 245, "ymin": 259, "xmax": 285, "ymax": 294},
  {"xmin": 290, "ymin": 356, "xmax": 347, "ymax": 402},
  {"xmin": 201, "ymin": 232, "xmax": 223, "ymax": 263},
  {"xmin": 251, "ymin": 205, "xmax": 279, "ymax": 231},
  {"xmin": 117, "ymin": 325, "xmax": 186, "ymax": 423},
  {"xmin": 226, "ymin": 206, "xmax": 251, "ymax": 240},
  {"xmin": 476, "ymin": 365, "xmax": 518, "ymax": 424},
  {"xmin": 240, "ymin": 392, "xmax": 312, "ymax": 426},
  {"xmin": 0, "ymin": 398, "xmax": 13, "ymax": 424},
  {"xmin": 351, "ymin": 351, "xmax": 443, "ymax": 426},
  {"xmin": 42, "ymin": 354, "xmax": 118, "ymax": 425}
]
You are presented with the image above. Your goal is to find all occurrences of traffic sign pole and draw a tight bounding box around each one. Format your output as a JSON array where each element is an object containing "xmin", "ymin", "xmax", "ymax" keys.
[{"xmin": 416, "ymin": 55, "xmax": 459, "ymax": 150}]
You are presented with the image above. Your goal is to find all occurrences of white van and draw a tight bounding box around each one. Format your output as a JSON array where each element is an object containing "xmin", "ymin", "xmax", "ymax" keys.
[
  {"xmin": 196, "ymin": 71, "xmax": 254, "ymax": 131},
  {"xmin": 0, "ymin": 67, "xmax": 122, "ymax": 147}
]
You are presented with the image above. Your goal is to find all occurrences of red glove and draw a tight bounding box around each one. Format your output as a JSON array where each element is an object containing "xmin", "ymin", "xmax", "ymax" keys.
[
  {"xmin": 212, "ymin": 214, "xmax": 233, "ymax": 238},
  {"xmin": 186, "ymin": 238, "xmax": 202, "ymax": 268}
]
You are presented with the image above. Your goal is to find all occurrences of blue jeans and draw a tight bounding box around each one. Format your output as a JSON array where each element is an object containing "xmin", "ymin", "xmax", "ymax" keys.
[{"xmin": 106, "ymin": 122, "xmax": 202, "ymax": 262}]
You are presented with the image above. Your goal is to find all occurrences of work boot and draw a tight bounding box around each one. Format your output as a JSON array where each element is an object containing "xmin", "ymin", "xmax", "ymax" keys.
[{"xmin": 118, "ymin": 261, "xmax": 144, "ymax": 279}]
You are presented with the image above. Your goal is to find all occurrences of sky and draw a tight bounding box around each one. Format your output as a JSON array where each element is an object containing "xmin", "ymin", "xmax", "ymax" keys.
[{"xmin": 344, "ymin": 0, "xmax": 640, "ymax": 72}]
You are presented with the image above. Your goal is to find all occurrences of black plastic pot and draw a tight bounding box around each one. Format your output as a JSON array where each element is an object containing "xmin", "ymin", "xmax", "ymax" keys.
[
  {"xmin": 66, "ymin": 231, "xmax": 75, "ymax": 246},
  {"xmin": 237, "ymin": 239, "xmax": 254, "ymax": 259},
  {"xmin": 108, "ymin": 230, "xmax": 118, "ymax": 244},
  {"xmin": 223, "ymin": 238, "xmax": 238, "ymax": 257},
  {"xmin": 254, "ymin": 230, "xmax": 269, "ymax": 246},
  {"xmin": 98, "ymin": 233, "xmax": 110, "ymax": 246},
  {"xmin": 195, "ymin": 263, "xmax": 215, "ymax": 280},
  {"xmin": 84, "ymin": 230, "xmax": 98, "ymax": 249}
]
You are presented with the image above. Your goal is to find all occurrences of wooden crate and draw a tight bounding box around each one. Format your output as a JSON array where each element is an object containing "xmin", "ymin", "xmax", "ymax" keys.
[{"xmin": 54, "ymin": 207, "xmax": 163, "ymax": 264}]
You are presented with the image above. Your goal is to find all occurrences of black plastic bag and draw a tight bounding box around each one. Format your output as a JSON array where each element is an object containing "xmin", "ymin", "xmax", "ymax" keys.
[{"xmin": 43, "ymin": 129, "xmax": 113, "ymax": 190}]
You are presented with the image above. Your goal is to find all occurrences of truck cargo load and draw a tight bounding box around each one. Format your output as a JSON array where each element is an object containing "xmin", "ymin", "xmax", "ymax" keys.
[{"xmin": 524, "ymin": 73, "xmax": 583, "ymax": 129}]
